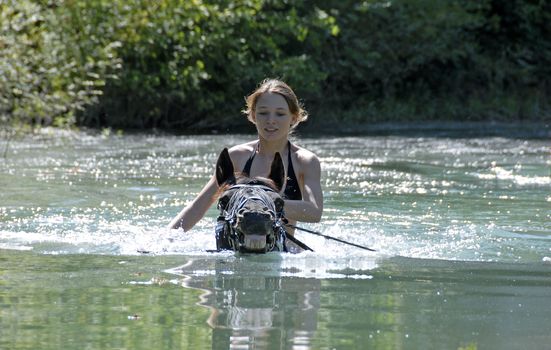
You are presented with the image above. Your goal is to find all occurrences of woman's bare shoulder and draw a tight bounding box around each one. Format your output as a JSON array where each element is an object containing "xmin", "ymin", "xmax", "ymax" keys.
[
  {"xmin": 228, "ymin": 141, "xmax": 256, "ymax": 155},
  {"xmin": 292, "ymin": 143, "xmax": 320, "ymax": 165},
  {"xmin": 228, "ymin": 141, "xmax": 256, "ymax": 166}
]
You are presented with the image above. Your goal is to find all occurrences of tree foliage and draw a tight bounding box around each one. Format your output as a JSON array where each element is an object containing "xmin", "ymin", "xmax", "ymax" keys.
[
  {"xmin": 0, "ymin": 0, "xmax": 121, "ymax": 128},
  {"xmin": 1, "ymin": 0, "xmax": 549, "ymax": 132}
]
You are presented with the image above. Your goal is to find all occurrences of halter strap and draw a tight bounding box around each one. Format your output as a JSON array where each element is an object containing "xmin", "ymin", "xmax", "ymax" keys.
[
  {"xmin": 223, "ymin": 183, "xmax": 277, "ymax": 194},
  {"xmin": 222, "ymin": 185, "xmax": 278, "ymax": 224}
]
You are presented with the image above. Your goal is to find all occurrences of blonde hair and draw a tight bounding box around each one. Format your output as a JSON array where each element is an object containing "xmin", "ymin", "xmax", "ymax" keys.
[{"xmin": 243, "ymin": 78, "xmax": 308, "ymax": 130}]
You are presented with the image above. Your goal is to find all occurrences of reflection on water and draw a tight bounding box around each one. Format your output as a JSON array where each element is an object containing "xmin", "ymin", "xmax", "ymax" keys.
[
  {"xmin": 0, "ymin": 251, "xmax": 213, "ymax": 350},
  {"xmin": 166, "ymin": 254, "xmax": 551, "ymax": 350},
  {"xmin": 1, "ymin": 126, "xmax": 550, "ymax": 349},
  {"xmin": 2, "ymin": 248, "xmax": 551, "ymax": 349},
  {"xmin": 170, "ymin": 256, "xmax": 321, "ymax": 349}
]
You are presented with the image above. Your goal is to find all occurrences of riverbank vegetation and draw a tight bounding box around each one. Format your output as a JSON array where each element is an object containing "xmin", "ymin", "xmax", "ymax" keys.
[{"xmin": 1, "ymin": 0, "xmax": 550, "ymax": 132}]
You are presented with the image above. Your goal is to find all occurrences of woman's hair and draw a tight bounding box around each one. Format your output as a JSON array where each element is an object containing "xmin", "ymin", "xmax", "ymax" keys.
[{"xmin": 243, "ymin": 78, "xmax": 308, "ymax": 130}]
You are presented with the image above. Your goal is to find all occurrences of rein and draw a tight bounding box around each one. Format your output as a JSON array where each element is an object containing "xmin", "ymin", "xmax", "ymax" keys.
[
  {"xmin": 217, "ymin": 184, "xmax": 374, "ymax": 253},
  {"xmin": 287, "ymin": 224, "xmax": 376, "ymax": 252}
]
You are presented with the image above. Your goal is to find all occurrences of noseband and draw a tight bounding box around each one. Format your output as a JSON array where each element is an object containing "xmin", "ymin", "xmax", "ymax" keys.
[{"xmin": 216, "ymin": 183, "xmax": 287, "ymax": 253}]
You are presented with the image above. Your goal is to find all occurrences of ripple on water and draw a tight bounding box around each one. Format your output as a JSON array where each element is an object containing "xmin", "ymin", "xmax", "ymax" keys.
[{"xmin": 1, "ymin": 130, "xmax": 550, "ymax": 269}]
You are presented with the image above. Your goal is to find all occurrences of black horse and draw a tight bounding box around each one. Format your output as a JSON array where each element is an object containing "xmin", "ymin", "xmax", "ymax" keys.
[{"xmin": 214, "ymin": 148, "xmax": 309, "ymax": 253}]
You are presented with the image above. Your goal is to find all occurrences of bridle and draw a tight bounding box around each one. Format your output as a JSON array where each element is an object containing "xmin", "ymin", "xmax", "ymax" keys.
[{"xmin": 217, "ymin": 182, "xmax": 287, "ymax": 253}]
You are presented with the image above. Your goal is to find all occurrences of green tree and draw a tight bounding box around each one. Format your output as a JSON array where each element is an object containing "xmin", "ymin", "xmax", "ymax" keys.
[
  {"xmin": 1, "ymin": 0, "xmax": 549, "ymax": 132},
  {"xmin": 0, "ymin": 0, "xmax": 121, "ymax": 128}
]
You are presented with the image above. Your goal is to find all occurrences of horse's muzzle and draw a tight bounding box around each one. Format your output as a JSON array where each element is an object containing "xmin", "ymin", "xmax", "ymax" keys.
[{"xmin": 236, "ymin": 211, "xmax": 274, "ymax": 251}]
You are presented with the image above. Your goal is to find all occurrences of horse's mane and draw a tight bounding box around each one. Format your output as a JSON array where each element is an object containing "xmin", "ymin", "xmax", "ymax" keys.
[{"xmin": 216, "ymin": 173, "xmax": 279, "ymax": 197}]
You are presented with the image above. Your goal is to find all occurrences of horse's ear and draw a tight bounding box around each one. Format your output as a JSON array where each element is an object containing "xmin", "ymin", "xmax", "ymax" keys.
[
  {"xmin": 268, "ymin": 152, "xmax": 285, "ymax": 191},
  {"xmin": 216, "ymin": 148, "xmax": 236, "ymax": 186}
]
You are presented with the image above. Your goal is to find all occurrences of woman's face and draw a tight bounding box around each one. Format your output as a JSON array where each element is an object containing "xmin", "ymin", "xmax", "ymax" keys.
[{"xmin": 253, "ymin": 92, "xmax": 295, "ymax": 141}]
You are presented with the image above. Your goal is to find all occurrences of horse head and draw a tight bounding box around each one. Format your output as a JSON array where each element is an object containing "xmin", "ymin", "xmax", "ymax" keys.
[{"xmin": 215, "ymin": 148, "xmax": 286, "ymax": 253}]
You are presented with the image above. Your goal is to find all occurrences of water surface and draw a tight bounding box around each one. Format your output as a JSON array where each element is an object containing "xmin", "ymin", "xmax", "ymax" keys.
[{"xmin": 1, "ymin": 126, "xmax": 550, "ymax": 349}]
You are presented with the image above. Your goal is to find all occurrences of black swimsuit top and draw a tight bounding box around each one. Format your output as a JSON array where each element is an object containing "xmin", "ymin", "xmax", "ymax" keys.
[{"xmin": 242, "ymin": 141, "xmax": 303, "ymax": 200}]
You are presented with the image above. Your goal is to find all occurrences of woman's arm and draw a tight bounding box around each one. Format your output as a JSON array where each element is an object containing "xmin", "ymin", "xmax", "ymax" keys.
[
  {"xmin": 283, "ymin": 153, "xmax": 323, "ymax": 222},
  {"xmin": 167, "ymin": 176, "xmax": 219, "ymax": 231},
  {"xmin": 168, "ymin": 145, "xmax": 250, "ymax": 231}
]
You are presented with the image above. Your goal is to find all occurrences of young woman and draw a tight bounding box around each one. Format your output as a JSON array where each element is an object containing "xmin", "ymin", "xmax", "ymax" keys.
[{"xmin": 168, "ymin": 79, "xmax": 323, "ymax": 236}]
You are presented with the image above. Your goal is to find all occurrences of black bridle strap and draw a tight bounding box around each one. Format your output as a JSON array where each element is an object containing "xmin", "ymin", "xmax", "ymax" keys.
[
  {"xmin": 218, "ymin": 182, "xmax": 285, "ymax": 252},
  {"xmin": 222, "ymin": 185, "xmax": 277, "ymax": 223},
  {"xmin": 223, "ymin": 183, "xmax": 277, "ymax": 193}
]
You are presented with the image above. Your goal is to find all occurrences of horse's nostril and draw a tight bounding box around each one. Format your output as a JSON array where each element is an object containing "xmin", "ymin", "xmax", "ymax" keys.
[
  {"xmin": 237, "ymin": 212, "xmax": 272, "ymax": 234},
  {"xmin": 242, "ymin": 211, "xmax": 271, "ymax": 220}
]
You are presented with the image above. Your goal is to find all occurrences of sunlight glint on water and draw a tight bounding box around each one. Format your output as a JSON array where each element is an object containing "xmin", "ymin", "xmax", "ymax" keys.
[{"xmin": 1, "ymin": 129, "xmax": 550, "ymax": 270}]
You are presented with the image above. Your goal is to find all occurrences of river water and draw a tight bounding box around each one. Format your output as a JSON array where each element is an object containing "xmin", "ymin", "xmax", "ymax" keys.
[{"xmin": 1, "ymin": 126, "xmax": 550, "ymax": 349}]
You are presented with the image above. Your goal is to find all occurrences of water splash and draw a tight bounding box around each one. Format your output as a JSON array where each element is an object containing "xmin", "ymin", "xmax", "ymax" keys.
[{"xmin": 1, "ymin": 129, "xmax": 550, "ymax": 272}]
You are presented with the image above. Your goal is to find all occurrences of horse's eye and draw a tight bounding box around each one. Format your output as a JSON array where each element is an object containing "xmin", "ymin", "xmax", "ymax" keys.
[
  {"xmin": 274, "ymin": 198, "xmax": 284, "ymax": 212},
  {"xmin": 218, "ymin": 196, "xmax": 230, "ymax": 209}
]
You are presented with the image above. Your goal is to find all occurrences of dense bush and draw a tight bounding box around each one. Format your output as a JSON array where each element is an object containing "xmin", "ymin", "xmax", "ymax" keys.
[
  {"xmin": 311, "ymin": 0, "xmax": 551, "ymax": 124},
  {"xmin": 78, "ymin": 0, "xmax": 337, "ymax": 130},
  {"xmin": 1, "ymin": 0, "xmax": 549, "ymax": 132},
  {"xmin": 0, "ymin": 0, "xmax": 121, "ymax": 129}
]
